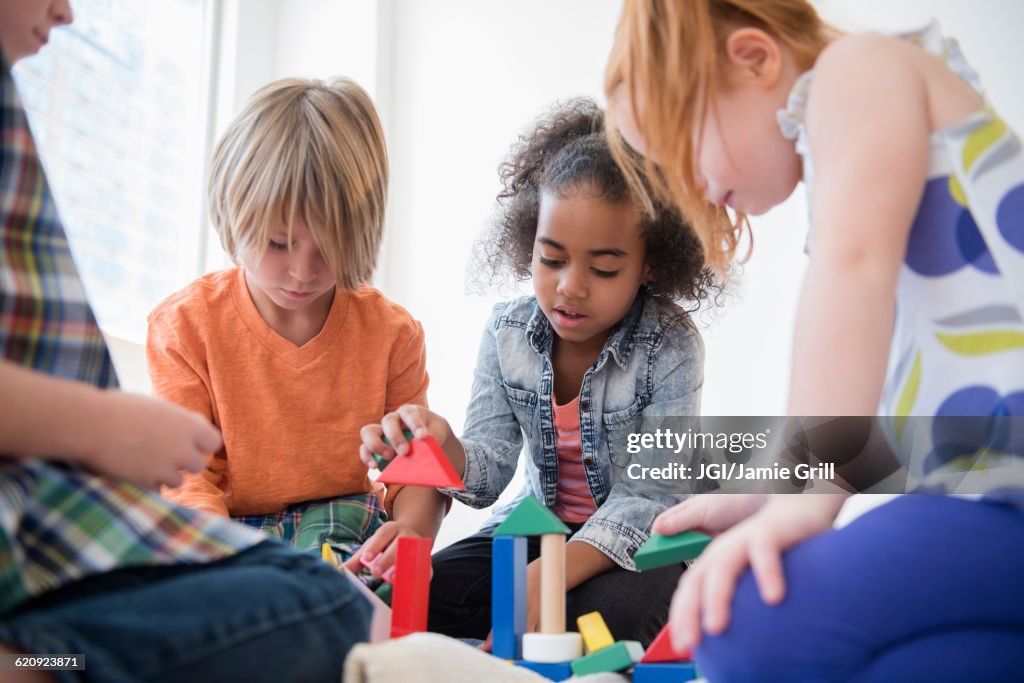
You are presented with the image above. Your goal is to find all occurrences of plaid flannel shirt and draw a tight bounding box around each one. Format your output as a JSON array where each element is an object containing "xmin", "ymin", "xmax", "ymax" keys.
[{"xmin": 0, "ymin": 57, "xmax": 261, "ymax": 613}]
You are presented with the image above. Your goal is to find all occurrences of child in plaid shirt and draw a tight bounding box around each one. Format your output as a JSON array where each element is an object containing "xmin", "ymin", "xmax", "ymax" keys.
[{"xmin": 0, "ymin": 2, "xmax": 370, "ymax": 681}]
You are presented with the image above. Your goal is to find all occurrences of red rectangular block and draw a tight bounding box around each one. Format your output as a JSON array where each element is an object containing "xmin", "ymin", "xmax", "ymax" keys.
[{"xmin": 390, "ymin": 536, "xmax": 433, "ymax": 638}]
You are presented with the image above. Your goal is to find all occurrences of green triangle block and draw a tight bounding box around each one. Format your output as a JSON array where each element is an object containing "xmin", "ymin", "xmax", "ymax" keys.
[
  {"xmin": 492, "ymin": 496, "xmax": 570, "ymax": 536},
  {"xmin": 634, "ymin": 531, "xmax": 712, "ymax": 571}
]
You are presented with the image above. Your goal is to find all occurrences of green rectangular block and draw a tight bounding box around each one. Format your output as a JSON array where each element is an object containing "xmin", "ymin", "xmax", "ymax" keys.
[
  {"xmin": 634, "ymin": 531, "xmax": 711, "ymax": 571},
  {"xmin": 570, "ymin": 640, "xmax": 643, "ymax": 676}
]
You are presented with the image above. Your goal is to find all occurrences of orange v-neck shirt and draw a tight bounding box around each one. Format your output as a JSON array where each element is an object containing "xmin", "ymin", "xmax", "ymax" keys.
[{"xmin": 147, "ymin": 268, "xmax": 429, "ymax": 517}]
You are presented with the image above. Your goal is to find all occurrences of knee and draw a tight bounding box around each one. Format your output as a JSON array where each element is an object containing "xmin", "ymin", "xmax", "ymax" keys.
[{"xmin": 694, "ymin": 570, "xmax": 796, "ymax": 683}]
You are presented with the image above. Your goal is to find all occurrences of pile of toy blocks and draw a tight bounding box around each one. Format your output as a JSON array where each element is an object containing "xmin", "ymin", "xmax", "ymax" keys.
[{"xmin": 492, "ymin": 495, "xmax": 709, "ymax": 681}]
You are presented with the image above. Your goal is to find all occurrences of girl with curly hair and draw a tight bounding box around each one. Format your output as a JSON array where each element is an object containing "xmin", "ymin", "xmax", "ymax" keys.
[{"xmin": 360, "ymin": 98, "xmax": 715, "ymax": 649}]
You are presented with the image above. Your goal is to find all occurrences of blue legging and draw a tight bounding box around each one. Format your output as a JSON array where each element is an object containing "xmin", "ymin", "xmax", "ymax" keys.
[{"xmin": 696, "ymin": 495, "xmax": 1024, "ymax": 682}]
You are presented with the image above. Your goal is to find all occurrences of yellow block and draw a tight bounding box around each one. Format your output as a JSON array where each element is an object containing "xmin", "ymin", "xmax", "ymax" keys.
[
  {"xmin": 577, "ymin": 611, "xmax": 614, "ymax": 653},
  {"xmin": 321, "ymin": 543, "xmax": 338, "ymax": 567}
]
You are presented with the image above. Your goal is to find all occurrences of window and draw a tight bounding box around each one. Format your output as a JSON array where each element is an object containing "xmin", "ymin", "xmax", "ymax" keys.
[{"xmin": 13, "ymin": 0, "xmax": 214, "ymax": 342}]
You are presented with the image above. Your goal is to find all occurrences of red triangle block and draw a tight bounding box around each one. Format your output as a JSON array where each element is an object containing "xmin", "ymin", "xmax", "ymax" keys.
[
  {"xmin": 377, "ymin": 435, "xmax": 466, "ymax": 490},
  {"xmin": 641, "ymin": 623, "xmax": 692, "ymax": 663}
]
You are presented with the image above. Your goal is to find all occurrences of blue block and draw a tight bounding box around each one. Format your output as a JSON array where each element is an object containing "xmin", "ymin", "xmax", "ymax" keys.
[
  {"xmin": 492, "ymin": 535, "xmax": 527, "ymax": 659},
  {"xmin": 632, "ymin": 662, "xmax": 698, "ymax": 682},
  {"xmin": 514, "ymin": 660, "xmax": 572, "ymax": 681}
]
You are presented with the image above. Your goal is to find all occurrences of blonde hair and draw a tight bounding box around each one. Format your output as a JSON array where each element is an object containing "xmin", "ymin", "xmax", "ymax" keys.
[
  {"xmin": 208, "ymin": 77, "xmax": 387, "ymax": 290},
  {"xmin": 605, "ymin": 0, "xmax": 833, "ymax": 272}
]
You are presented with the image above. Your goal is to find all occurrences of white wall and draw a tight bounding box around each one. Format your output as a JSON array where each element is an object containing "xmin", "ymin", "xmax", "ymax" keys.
[
  {"xmin": 116, "ymin": 1, "xmax": 1024, "ymax": 548},
  {"xmin": 375, "ymin": 0, "xmax": 1024, "ymax": 428},
  {"xmin": 383, "ymin": 1, "xmax": 628, "ymax": 546}
]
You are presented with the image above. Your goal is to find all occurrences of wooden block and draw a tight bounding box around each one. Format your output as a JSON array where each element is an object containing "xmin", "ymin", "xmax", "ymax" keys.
[
  {"xmin": 521, "ymin": 633, "xmax": 583, "ymax": 663},
  {"xmin": 632, "ymin": 662, "xmax": 699, "ymax": 682},
  {"xmin": 492, "ymin": 496, "xmax": 571, "ymax": 536},
  {"xmin": 513, "ymin": 660, "xmax": 572, "ymax": 681},
  {"xmin": 576, "ymin": 611, "xmax": 614, "ymax": 653},
  {"xmin": 321, "ymin": 542, "xmax": 338, "ymax": 566},
  {"xmin": 642, "ymin": 622, "xmax": 692, "ymax": 663},
  {"xmin": 389, "ymin": 536, "xmax": 433, "ymax": 638},
  {"xmin": 492, "ymin": 535, "xmax": 527, "ymax": 659},
  {"xmin": 634, "ymin": 531, "xmax": 711, "ymax": 571},
  {"xmin": 377, "ymin": 435, "xmax": 466, "ymax": 490},
  {"xmin": 540, "ymin": 534, "xmax": 565, "ymax": 633},
  {"xmin": 569, "ymin": 640, "xmax": 643, "ymax": 676}
]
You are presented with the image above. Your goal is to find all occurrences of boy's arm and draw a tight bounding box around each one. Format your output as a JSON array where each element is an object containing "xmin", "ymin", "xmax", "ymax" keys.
[
  {"xmin": 0, "ymin": 359, "xmax": 217, "ymax": 490},
  {"xmin": 146, "ymin": 313, "xmax": 230, "ymax": 516}
]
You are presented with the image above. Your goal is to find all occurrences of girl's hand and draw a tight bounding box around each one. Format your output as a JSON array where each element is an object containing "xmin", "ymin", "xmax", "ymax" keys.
[
  {"xmin": 342, "ymin": 520, "xmax": 433, "ymax": 580},
  {"xmin": 83, "ymin": 390, "xmax": 220, "ymax": 490},
  {"xmin": 653, "ymin": 494, "xmax": 770, "ymax": 537},
  {"xmin": 667, "ymin": 494, "xmax": 847, "ymax": 652},
  {"xmin": 358, "ymin": 404, "xmax": 452, "ymax": 469}
]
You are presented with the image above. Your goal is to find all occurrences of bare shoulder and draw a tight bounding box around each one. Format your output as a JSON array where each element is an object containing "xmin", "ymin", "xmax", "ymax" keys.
[
  {"xmin": 808, "ymin": 31, "xmax": 980, "ymax": 136},
  {"xmin": 805, "ymin": 33, "xmax": 927, "ymax": 136},
  {"xmin": 814, "ymin": 32, "xmax": 920, "ymax": 79}
]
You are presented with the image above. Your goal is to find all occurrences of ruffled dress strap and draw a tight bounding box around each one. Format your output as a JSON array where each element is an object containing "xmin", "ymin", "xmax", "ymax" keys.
[{"xmin": 776, "ymin": 20, "xmax": 986, "ymax": 152}]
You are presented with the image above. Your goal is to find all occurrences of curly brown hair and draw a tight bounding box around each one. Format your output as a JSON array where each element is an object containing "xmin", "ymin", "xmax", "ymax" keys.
[{"xmin": 474, "ymin": 98, "xmax": 716, "ymax": 305}]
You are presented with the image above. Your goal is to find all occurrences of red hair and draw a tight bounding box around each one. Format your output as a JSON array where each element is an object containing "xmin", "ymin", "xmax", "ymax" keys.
[{"xmin": 605, "ymin": 0, "xmax": 833, "ymax": 271}]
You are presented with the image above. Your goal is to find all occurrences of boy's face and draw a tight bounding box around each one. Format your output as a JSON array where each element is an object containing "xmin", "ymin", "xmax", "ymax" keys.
[
  {"xmin": 0, "ymin": 0, "xmax": 73, "ymax": 64},
  {"xmin": 242, "ymin": 215, "xmax": 337, "ymax": 318}
]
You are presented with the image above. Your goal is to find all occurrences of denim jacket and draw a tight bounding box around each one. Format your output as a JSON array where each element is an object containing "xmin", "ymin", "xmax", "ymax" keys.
[{"xmin": 440, "ymin": 290, "xmax": 706, "ymax": 570}]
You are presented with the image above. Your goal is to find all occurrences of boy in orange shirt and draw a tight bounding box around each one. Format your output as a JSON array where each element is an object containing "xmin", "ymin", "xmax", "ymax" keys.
[{"xmin": 148, "ymin": 77, "xmax": 445, "ymax": 578}]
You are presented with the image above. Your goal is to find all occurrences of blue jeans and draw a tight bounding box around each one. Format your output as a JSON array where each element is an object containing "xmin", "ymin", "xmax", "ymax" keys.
[
  {"xmin": 697, "ymin": 495, "xmax": 1024, "ymax": 682},
  {"xmin": 0, "ymin": 540, "xmax": 370, "ymax": 683}
]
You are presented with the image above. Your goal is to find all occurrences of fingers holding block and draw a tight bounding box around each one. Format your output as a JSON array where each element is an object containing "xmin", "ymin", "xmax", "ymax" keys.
[
  {"xmin": 377, "ymin": 435, "xmax": 466, "ymax": 490},
  {"xmin": 634, "ymin": 531, "xmax": 711, "ymax": 571}
]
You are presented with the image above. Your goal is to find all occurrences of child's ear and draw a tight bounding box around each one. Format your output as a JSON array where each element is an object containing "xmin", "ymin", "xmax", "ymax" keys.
[
  {"xmin": 642, "ymin": 263, "xmax": 654, "ymax": 285},
  {"xmin": 723, "ymin": 27, "xmax": 783, "ymax": 88}
]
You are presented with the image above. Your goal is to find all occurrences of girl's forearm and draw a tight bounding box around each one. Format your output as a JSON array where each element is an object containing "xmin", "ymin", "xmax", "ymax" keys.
[
  {"xmin": 564, "ymin": 540, "xmax": 617, "ymax": 590},
  {"xmin": 390, "ymin": 484, "xmax": 447, "ymax": 538},
  {"xmin": 526, "ymin": 541, "xmax": 616, "ymax": 598}
]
